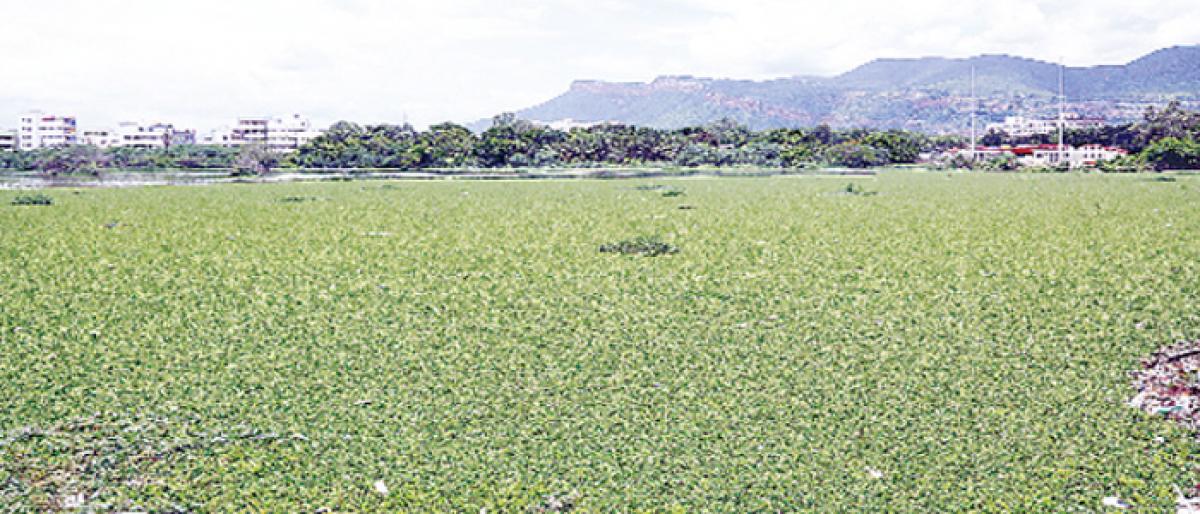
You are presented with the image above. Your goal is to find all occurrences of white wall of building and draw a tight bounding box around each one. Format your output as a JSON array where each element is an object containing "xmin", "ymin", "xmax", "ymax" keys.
[
  {"xmin": 17, "ymin": 111, "xmax": 78, "ymax": 150},
  {"xmin": 208, "ymin": 114, "xmax": 323, "ymax": 152},
  {"xmin": 116, "ymin": 122, "xmax": 173, "ymax": 149}
]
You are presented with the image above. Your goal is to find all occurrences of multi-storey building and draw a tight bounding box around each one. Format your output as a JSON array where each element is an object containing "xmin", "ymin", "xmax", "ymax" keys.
[
  {"xmin": 115, "ymin": 122, "xmax": 173, "ymax": 149},
  {"xmin": 232, "ymin": 117, "xmax": 270, "ymax": 146},
  {"xmin": 81, "ymin": 129, "xmax": 120, "ymax": 148},
  {"xmin": 206, "ymin": 114, "xmax": 322, "ymax": 152},
  {"xmin": 17, "ymin": 111, "xmax": 78, "ymax": 150},
  {"xmin": 81, "ymin": 122, "xmax": 191, "ymax": 149},
  {"xmin": 264, "ymin": 114, "xmax": 320, "ymax": 152}
]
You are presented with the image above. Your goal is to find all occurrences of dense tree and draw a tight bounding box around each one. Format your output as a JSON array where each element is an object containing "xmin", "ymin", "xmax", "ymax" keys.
[
  {"xmin": 822, "ymin": 143, "xmax": 890, "ymax": 168},
  {"xmin": 233, "ymin": 144, "xmax": 277, "ymax": 176},
  {"xmin": 1141, "ymin": 137, "xmax": 1200, "ymax": 171},
  {"xmin": 33, "ymin": 145, "xmax": 108, "ymax": 176},
  {"xmin": 1136, "ymin": 101, "xmax": 1200, "ymax": 150}
]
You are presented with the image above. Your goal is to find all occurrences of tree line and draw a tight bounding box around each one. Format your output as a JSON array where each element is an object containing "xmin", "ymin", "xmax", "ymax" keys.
[
  {"xmin": 289, "ymin": 115, "xmax": 946, "ymax": 170},
  {"xmin": 4, "ymin": 103, "xmax": 1200, "ymax": 174}
]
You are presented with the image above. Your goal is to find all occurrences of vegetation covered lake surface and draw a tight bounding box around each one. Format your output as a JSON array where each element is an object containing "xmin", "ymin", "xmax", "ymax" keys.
[{"xmin": 1, "ymin": 173, "xmax": 1199, "ymax": 512}]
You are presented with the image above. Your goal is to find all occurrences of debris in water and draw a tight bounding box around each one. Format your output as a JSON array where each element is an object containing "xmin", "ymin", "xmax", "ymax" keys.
[
  {"xmin": 1102, "ymin": 496, "xmax": 1131, "ymax": 509},
  {"xmin": 1129, "ymin": 341, "xmax": 1200, "ymax": 431}
]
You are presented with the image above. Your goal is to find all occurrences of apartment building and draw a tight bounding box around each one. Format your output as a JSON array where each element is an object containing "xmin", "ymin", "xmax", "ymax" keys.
[
  {"xmin": 265, "ymin": 114, "xmax": 320, "ymax": 152},
  {"xmin": 81, "ymin": 129, "xmax": 120, "ymax": 148},
  {"xmin": 115, "ymin": 122, "xmax": 174, "ymax": 149},
  {"xmin": 207, "ymin": 114, "xmax": 322, "ymax": 152},
  {"xmin": 17, "ymin": 111, "xmax": 78, "ymax": 150}
]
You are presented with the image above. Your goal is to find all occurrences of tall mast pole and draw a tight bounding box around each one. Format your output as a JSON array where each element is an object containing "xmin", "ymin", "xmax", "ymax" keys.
[
  {"xmin": 971, "ymin": 65, "xmax": 977, "ymax": 162},
  {"xmin": 1058, "ymin": 60, "xmax": 1066, "ymax": 162}
]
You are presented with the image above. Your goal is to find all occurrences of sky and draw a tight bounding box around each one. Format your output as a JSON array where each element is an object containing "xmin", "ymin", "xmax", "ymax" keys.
[{"xmin": 2, "ymin": 0, "xmax": 1198, "ymax": 132}]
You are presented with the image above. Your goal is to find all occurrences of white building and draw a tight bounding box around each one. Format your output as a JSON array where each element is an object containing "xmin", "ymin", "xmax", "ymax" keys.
[
  {"xmin": 958, "ymin": 144, "xmax": 1127, "ymax": 168},
  {"xmin": 205, "ymin": 114, "xmax": 322, "ymax": 152},
  {"xmin": 536, "ymin": 118, "xmax": 618, "ymax": 131},
  {"xmin": 200, "ymin": 126, "xmax": 236, "ymax": 146},
  {"xmin": 81, "ymin": 122, "xmax": 190, "ymax": 149},
  {"xmin": 116, "ymin": 122, "xmax": 173, "ymax": 149},
  {"xmin": 265, "ymin": 114, "xmax": 320, "ymax": 152},
  {"xmin": 81, "ymin": 129, "xmax": 120, "ymax": 148},
  {"xmin": 17, "ymin": 111, "xmax": 78, "ymax": 150},
  {"xmin": 0, "ymin": 130, "xmax": 16, "ymax": 152},
  {"xmin": 1018, "ymin": 144, "xmax": 1127, "ymax": 168},
  {"xmin": 986, "ymin": 115, "xmax": 1106, "ymax": 137}
]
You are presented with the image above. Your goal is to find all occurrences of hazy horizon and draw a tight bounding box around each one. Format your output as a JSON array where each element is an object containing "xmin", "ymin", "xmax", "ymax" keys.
[{"xmin": 2, "ymin": 0, "xmax": 1198, "ymax": 132}]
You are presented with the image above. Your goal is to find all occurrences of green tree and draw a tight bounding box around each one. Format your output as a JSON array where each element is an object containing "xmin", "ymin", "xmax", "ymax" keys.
[
  {"xmin": 1141, "ymin": 137, "xmax": 1200, "ymax": 171},
  {"xmin": 233, "ymin": 144, "xmax": 277, "ymax": 176},
  {"xmin": 33, "ymin": 145, "xmax": 107, "ymax": 177}
]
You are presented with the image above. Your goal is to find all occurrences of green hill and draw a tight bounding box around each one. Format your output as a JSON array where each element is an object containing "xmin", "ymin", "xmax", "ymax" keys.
[{"xmin": 500, "ymin": 46, "xmax": 1200, "ymax": 132}]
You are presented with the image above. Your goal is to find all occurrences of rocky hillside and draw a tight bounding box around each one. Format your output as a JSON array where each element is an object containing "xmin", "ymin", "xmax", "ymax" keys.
[{"xmin": 499, "ymin": 46, "xmax": 1200, "ymax": 132}]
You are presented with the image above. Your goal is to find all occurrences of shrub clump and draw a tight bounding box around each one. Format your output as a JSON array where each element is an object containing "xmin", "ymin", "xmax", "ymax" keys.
[
  {"xmin": 599, "ymin": 236, "xmax": 679, "ymax": 257},
  {"xmin": 661, "ymin": 188, "xmax": 686, "ymax": 198},
  {"xmin": 839, "ymin": 183, "xmax": 878, "ymax": 196},
  {"xmin": 278, "ymin": 196, "xmax": 321, "ymax": 203},
  {"xmin": 11, "ymin": 194, "xmax": 54, "ymax": 206}
]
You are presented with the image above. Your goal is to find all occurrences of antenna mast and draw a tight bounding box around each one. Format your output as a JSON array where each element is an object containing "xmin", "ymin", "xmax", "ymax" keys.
[
  {"xmin": 1058, "ymin": 60, "xmax": 1066, "ymax": 163},
  {"xmin": 970, "ymin": 65, "xmax": 977, "ymax": 162}
]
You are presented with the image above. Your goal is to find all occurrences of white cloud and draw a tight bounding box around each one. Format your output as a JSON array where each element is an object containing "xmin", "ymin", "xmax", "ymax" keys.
[{"xmin": 0, "ymin": 0, "xmax": 1197, "ymax": 131}]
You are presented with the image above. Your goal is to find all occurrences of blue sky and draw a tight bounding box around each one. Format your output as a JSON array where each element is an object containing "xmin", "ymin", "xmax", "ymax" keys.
[{"xmin": 1, "ymin": 0, "xmax": 1198, "ymax": 131}]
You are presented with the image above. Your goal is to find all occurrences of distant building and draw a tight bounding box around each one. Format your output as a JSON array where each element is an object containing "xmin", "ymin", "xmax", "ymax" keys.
[
  {"xmin": 985, "ymin": 115, "xmax": 1106, "ymax": 137},
  {"xmin": 958, "ymin": 144, "xmax": 1127, "ymax": 168},
  {"xmin": 81, "ymin": 129, "xmax": 120, "ymax": 148},
  {"xmin": 206, "ymin": 114, "xmax": 322, "ymax": 152},
  {"xmin": 80, "ymin": 122, "xmax": 192, "ymax": 149},
  {"xmin": 264, "ymin": 114, "xmax": 320, "ymax": 152},
  {"xmin": 1014, "ymin": 144, "xmax": 1127, "ymax": 168},
  {"xmin": 115, "ymin": 121, "xmax": 174, "ymax": 149},
  {"xmin": 17, "ymin": 111, "xmax": 78, "ymax": 150},
  {"xmin": 0, "ymin": 129, "xmax": 16, "ymax": 152},
  {"xmin": 200, "ymin": 126, "xmax": 236, "ymax": 146},
  {"xmin": 170, "ymin": 129, "xmax": 196, "ymax": 146},
  {"xmin": 534, "ymin": 118, "xmax": 619, "ymax": 131}
]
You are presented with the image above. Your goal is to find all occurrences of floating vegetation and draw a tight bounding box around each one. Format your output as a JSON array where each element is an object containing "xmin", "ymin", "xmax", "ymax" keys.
[
  {"xmin": 839, "ymin": 182, "xmax": 878, "ymax": 196},
  {"xmin": 278, "ymin": 196, "xmax": 322, "ymax": 203},
  {"xmin": 10, "ymin": 194, "xmax": 54, "ymax": 206},
  {"xmin": 660, "ymin": 188, "xmax": 686, "ymax": 198},
  {"xmin": 599, "ymin": 236, "xmax": 679, "ymax": 256},
  {"xmin": 1, "ymin": 176, "xmax": 1198, "ymax": 511}
]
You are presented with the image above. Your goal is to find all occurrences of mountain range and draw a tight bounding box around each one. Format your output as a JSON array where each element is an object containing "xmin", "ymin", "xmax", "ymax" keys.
[{"xmin": 493, "ymin": 46, "xmax": 1200, "ymax": 133}]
